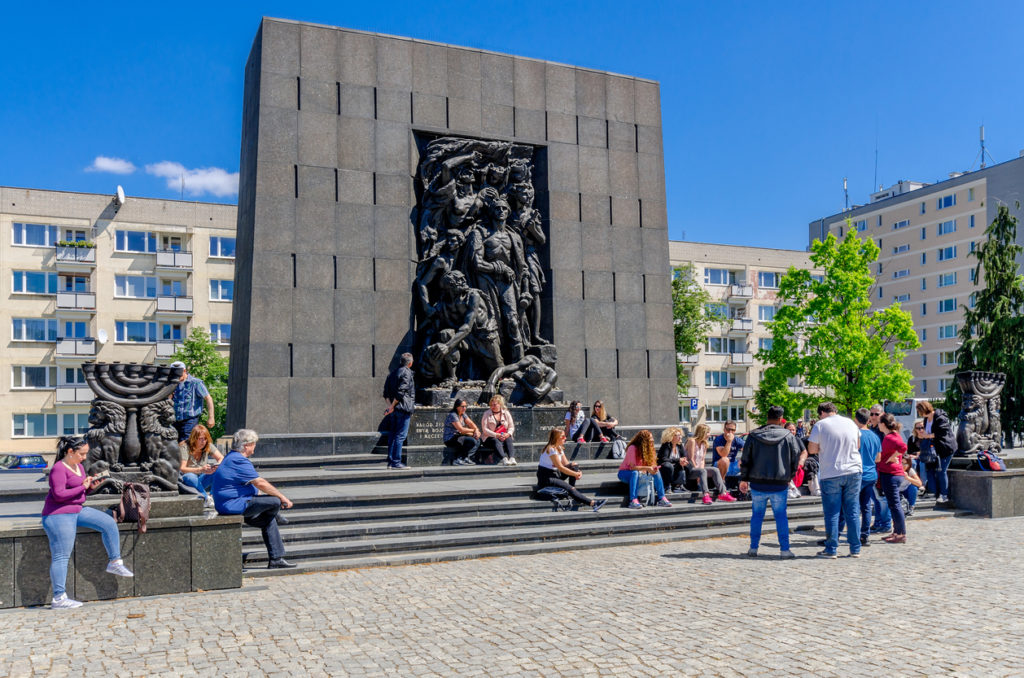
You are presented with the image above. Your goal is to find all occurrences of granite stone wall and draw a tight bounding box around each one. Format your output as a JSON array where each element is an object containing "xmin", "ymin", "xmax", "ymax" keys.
[{"xmin": 228, "ymin": 18, "xmax": 677, "ymax": 435}]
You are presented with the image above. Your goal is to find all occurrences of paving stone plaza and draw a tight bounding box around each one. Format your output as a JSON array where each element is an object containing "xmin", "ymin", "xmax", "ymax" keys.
[{"xmin": 2, "ymin": 514, "xmax": 1021, "ymax": 676}]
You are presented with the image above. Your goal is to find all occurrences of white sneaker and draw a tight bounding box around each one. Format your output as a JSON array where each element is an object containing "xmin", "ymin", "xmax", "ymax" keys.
[
  {"xmin": 51, "ymin": 593, "xmax": 83, "ymax": 609},
  {"xmin": 106, "ymin": 560, "xmax": 134, "ymax": 578},
  {"xmin": 501, "ymin": 457, "xmax": 512, "ymax": 466},
  {"xmin": 939, "ymin": 494, "xmax": 949, "ymax": 503},
  {"xmin": 204, "ymin": 495, "xmax": 215, "ymax": 508},
  {"xmin": 508, "ymin": 457, "xmax": 518, "ymax": 466}
]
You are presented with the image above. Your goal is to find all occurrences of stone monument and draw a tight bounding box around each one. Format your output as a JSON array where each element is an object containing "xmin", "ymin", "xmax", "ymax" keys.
[
  {"xmin": 82, "ymin": 363, "xmax": 183, "ymax": 493},
  {"xmin": 227, "ymin": 18, "xmax": 677, "ymax": 443},
  {"xmin": 956, "ymin": 370, "xmax": 1006, "ymax": 455}
]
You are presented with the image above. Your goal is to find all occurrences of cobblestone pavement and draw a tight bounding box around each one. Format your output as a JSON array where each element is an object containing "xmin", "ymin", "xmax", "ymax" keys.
[{"xmin": 2, "ymin": 515, "xmax": 1022, "ymax": 677}]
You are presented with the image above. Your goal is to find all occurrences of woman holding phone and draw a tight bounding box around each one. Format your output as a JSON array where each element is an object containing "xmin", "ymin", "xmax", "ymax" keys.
[
  {"xmin": 481, "ymin": 394, "xmax": 517, "ymax": 465},
  {"xmin": 179, "ymin": 424, "xmax": 224, "ymax": 508}
]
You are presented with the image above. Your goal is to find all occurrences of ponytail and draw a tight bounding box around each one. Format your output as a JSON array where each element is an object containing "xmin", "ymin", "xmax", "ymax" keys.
[
  {"xmin": 879, "ymin": 413, "xmax": 902, "ymax": 433},
  {"xmin": 55, "ymin": 435, "xmax": 85, "ymax": 462}
]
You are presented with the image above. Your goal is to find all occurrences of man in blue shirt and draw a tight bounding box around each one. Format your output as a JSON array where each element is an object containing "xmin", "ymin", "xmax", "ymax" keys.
[
  {"xmin": 854, "ymin": 408, "xmax": 881, "ymax": 547},
  {"xmin": 170, "ymin": 361, "xmax": 215, "ymax": 442},
  {"xmin": 713, "ymin": 420, "xmax": 744, "ymax": 480},
  {"xmin": 212, "ymin": 429, "xmax": 296, "ymax": 569}
]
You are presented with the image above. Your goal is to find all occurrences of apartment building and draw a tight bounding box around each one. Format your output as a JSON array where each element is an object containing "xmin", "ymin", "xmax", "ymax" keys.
[
  {"xmin": 668, "ymin": 241, "xmax": 817, "ymax": 434},
  {"xmin": 2, "ymin": 186, "xmax": 237, "ymax": 453},
  {"xmin": 808, "ymin": 154, "xmax": 1024, "ymax": 398}
]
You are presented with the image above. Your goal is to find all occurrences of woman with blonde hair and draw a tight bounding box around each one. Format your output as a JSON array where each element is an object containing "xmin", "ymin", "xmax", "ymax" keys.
[
  {"xmin": 536, "ymin": 428, "xmax": 607, "ymax": 511},
  {"xmin": 685, "ymin": 423, "xmax": 736, "ymax": 505},
  {"xmin": 657, "ymin": 427, "xmax": 688, "ymax": 493},
  {"xmin": 481, "ymin": 394, "xmax": 517, "ymax": 465},
  {"xmin": 179, "ymin": 423, "xmax": 224, "ymax": 508},
  {"xmin": 618, "ymin": 429, "xmax": 671, "ymax": 509},
  {"xmin": 590, "ymin": 400, "xmax": 620, "ymax": 441}
]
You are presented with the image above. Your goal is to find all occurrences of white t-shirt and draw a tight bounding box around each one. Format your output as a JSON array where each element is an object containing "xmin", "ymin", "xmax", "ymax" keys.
[
  {"xmin": 808, "ymin": 414, "xmax": 862, "ymax": 480},
  {"xmin": 565, "ymin": 410, "xmax": 586, "ymax": 437}
]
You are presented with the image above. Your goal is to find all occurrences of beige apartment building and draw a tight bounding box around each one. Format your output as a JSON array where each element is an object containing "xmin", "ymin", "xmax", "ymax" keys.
[
  {"xmin": 668, "ymin": 241, "xmax": 817, "ymax": 434},
  {"xmin": 2, "ymin": 186, "xmax": 237, "ymax": 453},
  {"xmin": 809, "ymin": 154, "xmax": 1024, "ymax": 398}
]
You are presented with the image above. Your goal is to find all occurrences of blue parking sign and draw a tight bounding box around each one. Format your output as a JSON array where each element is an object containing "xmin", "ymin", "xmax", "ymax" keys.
[{"xmin": 689, "ymin": 398, "xmax": 698, "ymax": 410}]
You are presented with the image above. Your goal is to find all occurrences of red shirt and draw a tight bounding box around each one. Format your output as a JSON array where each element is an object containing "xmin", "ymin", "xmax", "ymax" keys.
[{"xmin": 876, "ymin": 433, "xmax": 906, "ymax": 476}]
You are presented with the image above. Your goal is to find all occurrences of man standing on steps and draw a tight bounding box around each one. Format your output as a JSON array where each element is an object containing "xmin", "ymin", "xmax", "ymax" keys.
[
  {"xmin": 382, "ymin": 353, "xmax": 415, "ymax": 470},
  {"xmin": 739, "ymin": 406, "xmax": 802, "ymax": 559},
  {"xmin": 807, "ymin": 402, "xmax": 862, "ymax": 559}
]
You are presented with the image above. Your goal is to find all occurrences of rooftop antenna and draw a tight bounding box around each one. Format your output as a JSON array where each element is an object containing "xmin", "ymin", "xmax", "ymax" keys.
[
  {"xmin": 971, "ymin": 125, "xmax": 996, "ymax": 170},
  {"xmin": 843, "ymin": 177, "xmax": 849, "ymax": 211},
  {"xmin": 180, "ymin": 174, "xmax": 185, "ymax": 200}
]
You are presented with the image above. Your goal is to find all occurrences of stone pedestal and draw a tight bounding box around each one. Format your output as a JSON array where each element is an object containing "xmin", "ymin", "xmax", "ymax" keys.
[{"xmin": 949, "ymin": 468, "xmax": 1024, "ymax": 518}]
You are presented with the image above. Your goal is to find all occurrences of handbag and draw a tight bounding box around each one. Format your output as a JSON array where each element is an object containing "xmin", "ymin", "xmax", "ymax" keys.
[{"xmin": 113, "ymin": 482, "xmax": 151, "ymax": 533}]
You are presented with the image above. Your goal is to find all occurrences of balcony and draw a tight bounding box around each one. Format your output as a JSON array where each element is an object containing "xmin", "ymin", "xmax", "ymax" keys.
[
  {"xmin": 156, "ymin": 340, "xmax": 184, "ymax": 358},
  {"xmin": 729, "ymin": 284, "xmax": 753, "ymax": 299},
  {"xmin": 54, "ymin": 245, "xmax": 96, "ymax": 269},
  {"xmin": 156, "ymin": 249, "xmax": 193, "ymax": 269},
  {"xmin": 56, "ymin": 291, "xmax": 97, "ymax": 311},
  {"xmin": 730, "ymin": 352, "xmax": 753, "ymax": 365},
  {"xmin": 732, "ymin": 386, "xmax": 754, "ymax": 399},
  {"xmin": 55, "ymin": 337, "xmax": 97, "ymax": 357},
  {"xmin": 156, "ymin": 295, "xmax": 194, "ymax": 314},
  {"xmin": 677, "ymin": 353, "xmax": 700, "ymax": 365},
  {"xmin": 55, "ymin": 386, "xmax": 94, "ymax": 404},
  {"xmin": 730, "ymin": 318, "xmax": 753, "ymax": 333},
  {"xmin": 686, "ymin": 386, "xmax": 700, "ymax": 398}
]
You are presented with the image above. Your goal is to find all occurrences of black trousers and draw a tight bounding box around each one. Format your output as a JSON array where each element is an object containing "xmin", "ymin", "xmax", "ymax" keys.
[
  {"xmin": 537, "ymin": 467, "xmax": 592, "ymax": 505},
  {"xmin": 444, "ymin": 435, "xmax": 480, "ymax": 462},
  {"xmin": 482, "ymin": 436, "xmax": 515, "ymax": 459},
  {"xmin": 570, "ymin": 418, "xmax": 601, "ymax": 442},
  {"xmin": 659, "ymin": 461, "xmax": 686, "ymax": 489}
]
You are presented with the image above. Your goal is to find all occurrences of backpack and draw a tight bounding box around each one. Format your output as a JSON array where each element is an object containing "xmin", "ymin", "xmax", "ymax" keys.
[
  {"xmin": 113, "ymin": 482, "xmax": 152, "ymax": 533},
  {"xmin": 611, "ymin": 438, "xmax": 627, "ymax": 460},
  {"xmin": 976, "ymin": 450, "xmax": 1007, "ymax": 472}
]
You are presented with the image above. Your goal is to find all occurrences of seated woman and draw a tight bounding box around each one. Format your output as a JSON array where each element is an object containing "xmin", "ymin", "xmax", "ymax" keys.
[
  {"xmin": 481, "ymin": 394, "xmax": 517, "ymax": 466},
  {"xmin": 657, "ymin": 427, "xmax": 688, "ymax": 493},
  {"xmin": 564, "ymin": 400, "xmax": 601, "ymax": 444},
  {"xmin": 442, "ymin": 399, "xmax": 481, "ymax": 466},
  {"xmin": 536, "ymin": 428, "xmax": 607, "ymax": 511},
  {"xmin": 179, "ymin": 424, "xmax": 224, "ymax": 508},
  {"xmin": 685, "ymin": 424, "xmax": 736, "ymax": 505},
  {"xmin": 590, "ymin": 400, "xmax": 620, "ymax": 441},
  {"xmin": 618, "ymin": 429, "xmax": 672, "ymax": 509}
]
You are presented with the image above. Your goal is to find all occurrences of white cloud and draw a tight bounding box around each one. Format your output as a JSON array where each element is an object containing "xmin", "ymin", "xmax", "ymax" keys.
[
  {"xmin": 86, "ymin": 156, "xmax": 136, "ymax": 174},
  {"xmin": 145, "ymin": 161, "xmax": 239, "ymax": 198}
]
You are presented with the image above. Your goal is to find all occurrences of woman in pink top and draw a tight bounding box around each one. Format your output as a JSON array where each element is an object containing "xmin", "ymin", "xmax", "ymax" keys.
[
  {"xmin": 480, "ymin": 394, "xmax": 517, "ymax": 465},
  {"xmin": 684, "ymin": 424, "xmax": 736, "ymax": 505},
  {"xmin": 41, "ymin": 436, "xmax": 134, "ymax": 609},
  {"xmin": 617, "ymin": 429, "xmax": 671, "ymax": 509}
]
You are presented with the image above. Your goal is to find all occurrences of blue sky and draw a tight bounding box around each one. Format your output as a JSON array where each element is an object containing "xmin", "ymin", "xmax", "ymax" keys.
[{"xmin": 2, "ymin": 1, "xmax": 1023, "ymax": 250}]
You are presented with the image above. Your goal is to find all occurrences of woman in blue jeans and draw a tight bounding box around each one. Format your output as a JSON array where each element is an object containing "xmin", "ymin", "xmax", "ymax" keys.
[
  {"xmin": 915, "ymin": 401, "xmax": 956, "ymax": 504},
  {"xmin": 42, "ymin": 437, "xmax": 134, "ymax": 609},
  {"xmin": 179, "ymin": 423, "xmax": 223, "ymax": 508},
  {"xmin": 877, "ymin": 414, "xmax": 909, "ymax": 543},
  {"xmin": 617, "ymin": 429, "xmax": 671, "ymax": 509}
]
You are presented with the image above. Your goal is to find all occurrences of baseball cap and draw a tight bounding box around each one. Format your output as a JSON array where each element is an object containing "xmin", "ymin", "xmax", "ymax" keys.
[{"xmin": 170, "ymin": 361, "xmax": 186, "ymax": 369}]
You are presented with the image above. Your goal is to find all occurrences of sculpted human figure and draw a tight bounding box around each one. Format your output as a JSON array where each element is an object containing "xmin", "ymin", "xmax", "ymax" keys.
[
  {"xmin": 481, "ymin": 352, "xmax": 558, "ymax": 404},
  {"xmin": 414, "ymin": 229, "xmax": 466, "ymax": 322},
  {"xmin": 421, "ymin": 270, "xmax": 503, "ymax": 383},
  {"xmin": 507, "ymin": 181, "xmax": 547, "ymax": 345}
]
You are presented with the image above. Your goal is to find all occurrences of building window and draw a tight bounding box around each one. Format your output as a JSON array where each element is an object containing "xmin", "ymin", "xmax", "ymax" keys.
[
  {"xmin": 893, "ymin": 244, "xmax": 910, "ymax": 254},
  {"xmin": 757, "ymin": 271, "xmax": 780, "ymax": 289},
  {"xmin": 919, "ymin": 328, "xmax": 927, "ymax": 342},
  {"xmin": 938, "ymin": 246, "xmax": 957, "ymax": 262},
  {"xmin": 968, "ymin": 188, "xmax": 974, "ymax": 201},
  {"xmin": 921, "ymin": 278, "xmax": 927, "ymax": 291},
  {"xmin": 921, "ymin": 354, "xmax": 927, "ymax": 367},
  {"xmin": 161, "ymin": 279, "xmax": 185, "ymax": 297},
  {"xmin": 115, "ymin": 230, "xmax": 157, "ymax": 253},
  {"xmin": 894, "ymin": 294, "xmax": 910, "ymax": 302},
  {"xmin": 758, "ymin": 337, "xmax": 773, "ymax": 351},
  {"xmin": 893, "ymin": 269, "xmax": 909, "ymax": 279},
  {"xmin": 939, "ymin": 378, "xmax": 951, "ymax": 392},
  {"xmin": 161, "ymin": 323, "xmax": 184, "ymax": 341},
  {"xmin": 854, "ymin": 219, "xmax": 867, "ymax": 232},
  {"xmin": 12, "ymin": 318, "xmax": 58, "ymax": 342},
  {"xmin": 939, "ymin": 324, "xmax": 957, "ymax": 339},
  {"xmin": 920, "ymin": 227, "xmax": 926, "ymax": 240},
  {"xmin": 921, "ymin": 303, "xmax": 927, "ymax": 316},
  {"xmin": 757, "ymin": 305, "xmax": 777, "ymax": 322},
  {"xmin": 876, "ymin": 215, "xmax": 882, "ymax": 227},
  {"xmin": 878, "ymin": 288, "xmax": 883, "ymax": 299},
  {"xmin": 705, "ymin": 370, "xmax": 733, "ymax": 388},
  {"xmin": 704, "ymin": 268, "xmax": 735, "ymax": 285},
  {"xmin": 61, "ymin": 275, "xmax": 89, "ymax": 292},
  {"xmin": 62, "ymin": 321, "xmax": 87, "ymax": 338},
  {"xmin": 938, "ymin": 298, "xmax": 957, "ymax": 313},
  {"xmin": 936, "ymin": 194, "xmax": 956, "ymax": 210},
  {"xmin": 62, "ymin": 413, "xmax": 90, "ymax": 436},
  {"xmin": 920, "ymin": 202, "xmax": 926, "ymax": 215},
  {"xmin": 920, "ymin": 380, "xmax": 928, "ymax": 394},
  {"xmin": 12, "ymin": 366, "xmax": 58, "ymax": 389},
  {"xmin": 63, "ymin": 368, "xmax": 86, "ymax": 385},
  {"xmin": 115, "ymin": 275, "xmax": 157, "ymax": 299},
  {"xmin": 969, "ymin": 268, "xmax": 976, "ymax": 282},
  {"xmin": 877, "ymin": 263, "xmax": 883, "ymax": 274},
  {"xmin": 938, "ymin": 351, "xmax": 956, "ymax": 366},
  {"xmin": 893, "ymin": 219, "xmax": 910, "ymax": 230},
  {"xmin": 705, "ymin": 303, "xmax": 728, "ymax": 319},
  {"xmin": 210, "ymin": 323, "xmax": 231, "ymax": 344},
  {"xmin": 210, "ymin": 236, "xmax": 236, "ymax": 258},
  {"xmin": 12, "ymin": 223, "xmax": 58, "ymax": 247},
  {"xmin": 970, "ymin": 215, "xmax": 975, "ymax": 228},
  {"xmin": 707, "ymin": 337, "xmax": 728, "ymax": 354},
  {"xmin": 12, "ymin": 271, "xmax": 58, "ymax": 295},
  {"xmin": 937, "ymin": 220, "xmax": 956, "ymax": 236},
  {"xmin": 938, "ymin": 272, "xmax": 957, "ymax": 287},
  {"xmin": 13, "ymin": 413, "xmax": 58, "ymax": 438},
  {"xmin": 115, "ymin": 321, "xmax": 157, "ymax": 343},
  {"xmin": 969, "ymin": 293, "xmax": 977, "ymax": 308},
  {"xmin": 209, "ymin": 279, "xmax": 234, "ymax": 301},
  {"xmin": 970, "ymin": 241, "xmax": 976, "ymax": 253}
]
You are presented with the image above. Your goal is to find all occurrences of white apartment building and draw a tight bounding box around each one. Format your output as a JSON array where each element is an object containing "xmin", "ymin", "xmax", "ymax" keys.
[
  {"xmin": 809, "ymin": 154, "xmax": 1024, "ymax": 398},
  {"xmin": 2, "ymin": 186, "xmax": 237, "ymax": 453},
  {"xmin": 668, "ymin": 241, "xmax": 817, "ymax": 434}
]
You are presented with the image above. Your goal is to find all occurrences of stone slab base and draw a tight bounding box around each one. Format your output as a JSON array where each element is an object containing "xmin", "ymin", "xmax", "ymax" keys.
[{"xmin": 949, "ymin": 468, "xmax": 1024, "ymax": 518}]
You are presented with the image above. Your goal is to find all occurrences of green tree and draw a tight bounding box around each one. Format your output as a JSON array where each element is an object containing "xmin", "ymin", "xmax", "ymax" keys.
[
  {"xmin": 755, "ymin": 228, "xmax": 920, "ymax": 421},
  {"xmin": 172, "ymin": 327, "xmax": 229, "ymax": 440},
  {"xmin": 946, "ymin": 203, "xmax": 1024, "ymax": 447},
  {"xmin": 672, "ymin": 263, "xmax": 717, "ymax": 392}
]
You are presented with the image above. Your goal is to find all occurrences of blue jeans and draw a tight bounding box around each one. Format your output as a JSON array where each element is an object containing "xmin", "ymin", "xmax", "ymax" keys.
[
  {"xmin": 749, "ymin": 488, "xmax": 790, "ymax": 551},
  {"xmin": 820, "ymin": 472, "xmax": 862, "ymax": 554},
  {"xmin": 387, "ymin": 410, "xmax": 412, "ymax": 466},
  {"xmin": 617, "ymin": 470, "xmax": 665, "ymax": 502},
  {"xmin": 174, "ymin": 416, "xmax": 200, "ymax": 443},
  {"xmin": 41, "ymin": 507, "xmax": 121, "ymax": 597},
  {"xmin": 242, "ymin": 496, "xmax": 286, "ymax": 561},
  {"xmin": 181, "ymin": 472, "xmax": 214, "ymax": 499},
  {"xmin": 936, "ymin": 454, "xmax": 953, "ymax": 496},
  {"xmin": 879, "ymin": 472, "xmax": 907, "ymax": 535},
  {"xmin": 858, "ymin": 477, "xmax": 876, "ymax": 541}
]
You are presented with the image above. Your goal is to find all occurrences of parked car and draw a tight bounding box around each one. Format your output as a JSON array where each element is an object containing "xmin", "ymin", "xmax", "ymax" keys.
[{"xmin": 0, "ymin": 454, "xmax": 47, "ymax": 471}]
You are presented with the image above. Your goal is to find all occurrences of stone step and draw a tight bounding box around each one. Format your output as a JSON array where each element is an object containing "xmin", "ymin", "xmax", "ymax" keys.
[
  {"xmin": 371, "ymin": 440, "xmax": 622, "ymax": 466},
  {"xmin": 252, "ymin": 454, "xmax": 381, "ymax": 469}
]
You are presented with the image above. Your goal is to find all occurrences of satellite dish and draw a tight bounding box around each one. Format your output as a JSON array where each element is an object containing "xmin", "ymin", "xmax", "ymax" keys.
[
  {"xmin": 115, "ymin": 185, "xmax": 126, "ymax": 206},
  {"xmin": 97, "ymin": 329, "xmax": 108, "ymax": 345}
]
